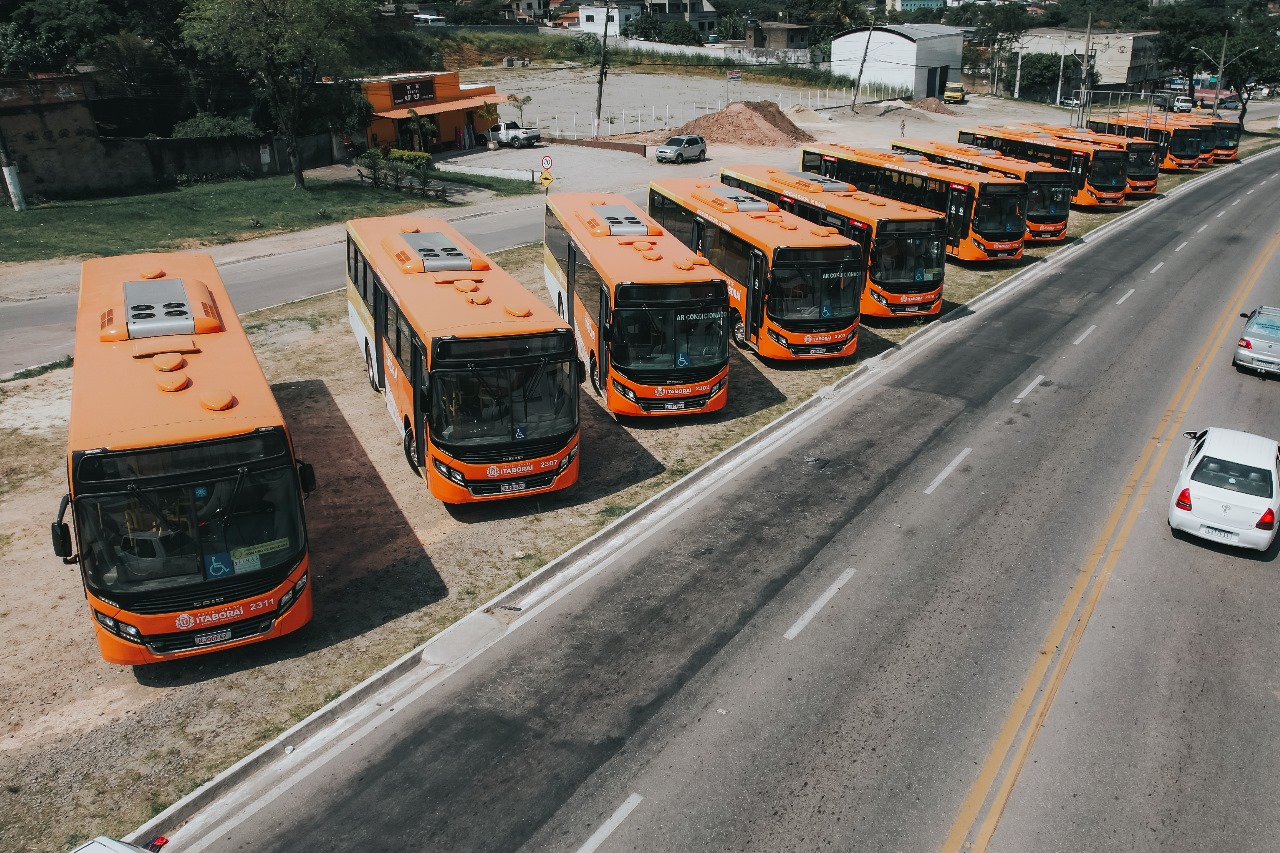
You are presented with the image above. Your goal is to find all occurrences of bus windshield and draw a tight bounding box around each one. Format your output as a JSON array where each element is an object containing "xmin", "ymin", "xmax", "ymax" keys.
[
  {"xmin": 76, "ymin": 466, "xmax": 305, "ymax": 596},
  {"xmin": 1218, "ymin": 124, "xmax": 1240, "ymax": 147},
  {"xmin": 1088, "ymin": 154, "xmax": 1127, "ymax": 190},
  {"xmin": 769, "ymin": 248, "xmax": 861, "ymax": 323},
  {"xmin": 871, "ymin": 234, "xmax": 946, "ymax": 285},
  {"xmin": 1126, "ymin": 149, "xmax": 1158, "ymax": 177},
  {"xmin": 1027, "ymin": 180, "xmax": 1072, "ymax": 218},
  {"xmin": 972, "ymin": 194, "xmax": 1027, "ymax": 237},
  {"xmin": 431, "ymin": 359, "xmax": 577, "ymax": 446},
  {"xmin": 1170, "ymin": 130, "xmax": 1200, "ymax": 158},
  {"xmin": 612, "ymin": 294, "xmax": 727, "ymax": 371}
]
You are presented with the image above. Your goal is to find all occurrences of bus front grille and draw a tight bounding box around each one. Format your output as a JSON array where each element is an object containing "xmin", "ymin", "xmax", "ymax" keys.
[
  {"xmin": 448, "ymin": 435, "xmax": 573, "ymax": 464},
  {"xmin": 126, "ymin": 575, "xmax": 283, "ymax": 615}
]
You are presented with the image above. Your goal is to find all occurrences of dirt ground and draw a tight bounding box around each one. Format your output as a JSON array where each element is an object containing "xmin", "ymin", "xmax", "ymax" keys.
[{"xmin": 2, "ymin": 63, "xmax": 1278, "ymax": 850}]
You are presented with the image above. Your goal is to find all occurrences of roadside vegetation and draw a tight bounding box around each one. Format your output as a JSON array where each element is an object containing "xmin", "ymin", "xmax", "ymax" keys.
[{"xmin": 0, "ymin": 172, "xmax": 534, "ymax": 264}]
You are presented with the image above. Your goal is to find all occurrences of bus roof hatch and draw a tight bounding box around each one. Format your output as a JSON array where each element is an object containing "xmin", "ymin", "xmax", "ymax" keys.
[
  {"xmin": 592, "ymin": 205, "xmax": 650, "ymax": 236},
  {"xmin": 400, "ymin": 231, "xmax": 478, "ymax": 271}
]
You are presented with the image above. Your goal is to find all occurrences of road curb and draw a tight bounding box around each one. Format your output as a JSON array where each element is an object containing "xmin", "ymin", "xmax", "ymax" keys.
[{"xmin": 128, "ymin": 135, "xmax": 1280, "ymax": 846}]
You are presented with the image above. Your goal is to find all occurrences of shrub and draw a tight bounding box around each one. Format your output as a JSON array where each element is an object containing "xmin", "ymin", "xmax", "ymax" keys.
[{"xmin": 172, "ymin": 113, "xmax": 262, "ymax": 139}]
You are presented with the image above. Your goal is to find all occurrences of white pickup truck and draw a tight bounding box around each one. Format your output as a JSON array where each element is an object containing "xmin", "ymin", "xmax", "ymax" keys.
[{"xmin": 487, "ymin": 121, "xmax": 540, "ymax": 148}]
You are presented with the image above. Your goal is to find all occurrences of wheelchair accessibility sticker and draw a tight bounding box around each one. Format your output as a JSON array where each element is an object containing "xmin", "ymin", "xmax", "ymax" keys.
[{"xmin": 203, "ymin": 552, "xmax": 235, "ymax": 580}]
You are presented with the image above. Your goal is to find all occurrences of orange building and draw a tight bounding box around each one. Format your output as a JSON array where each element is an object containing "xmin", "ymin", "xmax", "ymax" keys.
[{"xmin": 361, "ymin": 71, "xmax": 506, "ymax": 153}]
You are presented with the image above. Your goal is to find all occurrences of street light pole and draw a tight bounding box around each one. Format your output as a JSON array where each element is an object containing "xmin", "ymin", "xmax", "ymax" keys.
[{"xmin": 1190, "ymin": 38, "xmax": 1258, "ymax": 118}]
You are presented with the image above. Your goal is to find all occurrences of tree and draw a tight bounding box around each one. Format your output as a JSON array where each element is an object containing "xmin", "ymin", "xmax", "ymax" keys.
[
  {"xmin": 658, "ymin": 20, "xmax": 703, "ymax": 46},
  {"xmin": 1152, "ymin": 1, "xmax": 1228, "ymax": 100},
  {"xmin": 507, "ymin": 93, "xmax": 533, "ymax": 124},
  {"xmin": 999, "ymin": 52, "xmax": 1062, "ymax": 102},
  {"xmin": 620, "ymin": 12, "xmax": 662, "ymax": 40},
  {"xmin": 182, "ymin": 0, "xmax": 376, "ymax": 190},
  {"xmin": 0, "ymin": 0, "xmax": 115, "ymax": 73}
]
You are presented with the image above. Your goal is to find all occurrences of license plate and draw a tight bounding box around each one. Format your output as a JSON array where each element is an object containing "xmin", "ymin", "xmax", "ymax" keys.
[
  {"xmin": 194, "ymin": 628, "xmax": 233, "ymax": 646},
  {"xmin": 1201, "ymin": 525, "xmax": 1235, "ymax": 541},
  {"xmin": 499, "ymin": 481, "xmax": 527, "ymax": 493},
  {"xmin": 903, "ymin": 305, "xmax": 921, "ymax": 312},
  {"xmin": 664, "ymin": 402, "xmax": 685, "ymax": 410}
]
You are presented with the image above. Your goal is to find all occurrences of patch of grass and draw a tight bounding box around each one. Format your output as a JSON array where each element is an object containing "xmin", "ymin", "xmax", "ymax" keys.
[
  {"xmin": 439, "ymin": 172, "xmax": 540, "ymax": 197},
  {"xmin": 1, "ymin": 356, "xmax": 72, "ymax": 382},
  {"xmin": 0, "ymin": 177, "xmax": 435, "ymax": 264},
  {"xmin": 0, "ymin": 429, "xmax": 63, "ymax": 497},
  {"xmin": 598, "ymin": 503, "xmax": 637, "ymax": 519}
]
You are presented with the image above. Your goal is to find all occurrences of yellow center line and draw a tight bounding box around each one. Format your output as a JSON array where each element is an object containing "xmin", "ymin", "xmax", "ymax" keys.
[{"xmin": 943, "ymin": 227, "xmax": 1280, "ymax": 853}]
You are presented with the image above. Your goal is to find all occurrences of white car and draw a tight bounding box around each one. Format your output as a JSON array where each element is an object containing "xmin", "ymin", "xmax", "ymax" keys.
[{"xmin": 1168, "ymin": 427, "xmax": 1280, "ymax": 551}]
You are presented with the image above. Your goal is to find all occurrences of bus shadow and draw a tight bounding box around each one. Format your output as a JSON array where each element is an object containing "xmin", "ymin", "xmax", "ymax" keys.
[
  {"xmin": 445, "ymin": 398, "xmax": 666, "ymax": 522},
  {"xmin": 134, "ymin": 379, "xmax": 446, "ymax": 686}
]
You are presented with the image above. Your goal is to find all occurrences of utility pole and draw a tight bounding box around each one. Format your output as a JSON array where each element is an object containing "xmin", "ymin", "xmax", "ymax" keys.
[
  {"xmin": 1080, "ymin": 14, "xmax": 1093, "ymax": 126},
  {"xmin": 1014, "ymin": 50, "xmax": 1023, "ymax": 99},
  {"xmin": 851, "ymin": 20, "xmax": 874, "ymax": 111},
  {"xmin": 1212, "ymin": 30, "xmax": 1227, "ymax": 117},
  {"xmin": 1055, "ymin": 49, "xmax": 1065, "ymax": 107},
  {"xmin": 593, "ymin": 3, "xmax": 611, "ymax": 139}
]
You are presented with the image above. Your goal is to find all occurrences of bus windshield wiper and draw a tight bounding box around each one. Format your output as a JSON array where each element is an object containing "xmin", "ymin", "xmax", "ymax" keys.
[
  {"xmin": 220, "ymin": 466, "xmax": 248, "ymax": 523},
  {"xmin": 127, "ymin": 483, "xmax": 175, "ymax": 532}
]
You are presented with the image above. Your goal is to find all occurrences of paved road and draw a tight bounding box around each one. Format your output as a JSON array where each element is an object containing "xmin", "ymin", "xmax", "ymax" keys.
[{"xmin": 157, "ymin": 144, "xmax": 1280, "ymax": 851}]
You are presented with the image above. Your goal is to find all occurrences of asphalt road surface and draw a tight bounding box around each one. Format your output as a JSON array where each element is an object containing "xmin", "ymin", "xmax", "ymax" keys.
[{"xmin": 155, "ymin": 146, "xmax": 1280, "ymax": 852}]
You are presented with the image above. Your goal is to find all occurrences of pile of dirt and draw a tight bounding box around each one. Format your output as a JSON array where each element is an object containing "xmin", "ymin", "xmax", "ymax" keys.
[
  {"xmin": 912, "ymin": 97, "xmax": 957, "ymax": 115},
  {"xmin": 785, "ymin": 103, "xmax": 829, "ymax": 123},
  {"xmin": 670, "ymin": 100, "xmax": 816, "ymax": 146},
  {"xmin": 874, "ymin": 100, "xmax": 912, "ymax": 116}
]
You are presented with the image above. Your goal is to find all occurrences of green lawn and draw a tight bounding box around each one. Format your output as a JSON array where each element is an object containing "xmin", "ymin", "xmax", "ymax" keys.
[{"xmin": 0, "ymin": 172, "xmax": 536, "ymax": 264}]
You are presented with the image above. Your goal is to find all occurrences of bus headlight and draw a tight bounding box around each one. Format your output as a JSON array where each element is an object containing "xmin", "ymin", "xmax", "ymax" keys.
[
  {"xmin": 432, "ymin": 458, "xmax": 466, "ymax": 485},
  {"xmin": 94, "ymin": 610, "xmax": 143, "ymax": 643},
  {"xmin": 869, "ymin": 289, "xmax": 889, "ymax": 307},
  {"xmin": 766, "ymin": 329, "xmax": 789, "ymax": 347},
  {"xmin": 611, "ymin": 379, "xmax": 637, "ymax": 402},
  {"xmin": 280, "ymin": 588, "xmax": 295, "ymax": 610},
  {"xmin": 558, "ymin": 445, "xmax": 580, "ymax": 472},
  {"xmin": 710, "ymin": 377, "xmax": 728, "ymax": 396}
]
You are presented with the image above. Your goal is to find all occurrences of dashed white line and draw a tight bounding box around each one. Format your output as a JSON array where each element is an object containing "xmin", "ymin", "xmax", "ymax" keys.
[
  {"xmin": 1150, "ymin": 261, "xmax": 1165, "ymax": 273},
  {"xmin": 1073, "ymin": 325, "xmax": 1096, "ymax": 345},
  {"xmin": 1232, "ymin": 199, "xmax": 1241, "ymax": 206},
  {"xmin": 1116, "ymin": 288, "xmax": 1135, "ymax": 305},
  {"xmin": 1197, "ymin": 224, "xmax": 1208, "ymax": 233},
  {"xmin": 577, "ymin": 794, "xmax": 644, "ymax": 853},
  {"xmin": 784, "ymin": 567, "xmax": 858, "ymax": 641},
  {"xmin": 925, "ymin": 448, "xmax": 973, "ymax": 495},
  {"xmin": 1013, "ymin": 375, "xmax": 1045, "ymax": 404},
  {"xmin": 1175, "ymin": 241, "xmax": 1189, "ymax": 251},
  {"xmin": 1248, "ymin": 189, "xmax": 1256, "ymax": 195},
  {"xmin": 1216, "ymin": 210, "xmax": 1226, "ymax": 218}
]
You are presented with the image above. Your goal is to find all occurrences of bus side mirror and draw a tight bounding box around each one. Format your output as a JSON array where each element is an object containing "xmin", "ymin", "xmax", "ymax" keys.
[
  {"xmin": 52, "ymin": 522, "xmax": 73, "ymax": 559},
  {"xmin": 297, "ymin": 461, "xmax": 317, "ymax": 494},
  {"xmin": 1241, "ymin": 312, "xmax": 1250, "ymax": 319},
  {"xmin": 576, "ymin": 359, "xmax": 587, "ymax": 384}
]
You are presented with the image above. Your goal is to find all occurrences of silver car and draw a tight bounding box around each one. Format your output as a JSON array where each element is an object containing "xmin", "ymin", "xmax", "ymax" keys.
[
  {"xmin": 655, "ymin": 135, "xmax": 706, "ymax": 164},
  {"xmin": 1234, "ymin": 306, "xmax": 1280, "ymax": 375}
]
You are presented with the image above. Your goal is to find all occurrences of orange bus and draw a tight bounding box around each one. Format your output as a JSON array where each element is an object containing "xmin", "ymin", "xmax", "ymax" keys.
[
  {"xmin": 544, "ymin": 193, "xmax": 730, "ymax": 416},
  {"xmin": 347, "ymin": 216, "xmax": 582, "ymax": 502},
  {"xmin": 718, "ymin": 164, "xmax": 947, "ymax": 318},
  {"xmin": 52, "ymin": 253, "xmax": 317, "ymax": 665},
  {"xmin": 955, "ymin": 126, "xmax": 1128, "ymax": 207},
  {"xmin": 1086, "ymin": 115, "xmax": 1203, "ymax": 171},
  {"xmin": 1017, "ymin": 123, "xmax": 1161, "ymax": 195},
  {"xmin": 890, "ymin": 138, "xmax": 1072, "ymax": 242},
  {"xmin": 648, "ymin": 178, "xmax": 864, "ymax": 359},
  {"xmin": 1164, "ymin": 113, "xmax": 1239, "ymax": 162},
  {"xmin": 801, "ymin": 144, "xmax": 1029, "ymax": 262}
]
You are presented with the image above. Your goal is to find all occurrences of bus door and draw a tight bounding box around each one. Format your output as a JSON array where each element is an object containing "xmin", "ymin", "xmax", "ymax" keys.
[
  {"xmin": 819, "ymin": 156, "xmax": 838, "ymax": 180},
  {"xmin": 946, "ymin": 186, "xmax": 970, "ymax": 248},
  {"xmin": 411, "ymin": 339, "xmax": 428, "ymax": 469},
  {"xmin": 372, "ymin": 282, "xmax": 387, "ymax": 389},
  {"xmin": 1069, "ymin": 151, "xmax": 1088, "ymax": 192},
  {"xmin": 597, "ymin": 286, "xmax": 610, "ymax": 391},
  {"xmin": 748, "ymin": 250, "xmax": 767, "ymax": 341}
]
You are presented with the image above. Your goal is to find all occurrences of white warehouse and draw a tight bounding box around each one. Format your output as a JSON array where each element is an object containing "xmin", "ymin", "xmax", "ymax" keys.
[{"xmin": 831, "ymin": 24, "xmax": 965, "ymax": 101}]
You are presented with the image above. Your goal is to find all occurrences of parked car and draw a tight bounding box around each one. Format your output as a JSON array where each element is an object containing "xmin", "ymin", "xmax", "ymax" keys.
[
  {"xmin": 1168, "ymin": 428, "xmax": 1280, "ymax": 551},
  {"xmin": 1173, "ymin": 95, "xmax": 1195, "ymax": 112},
  {"xmin": 487, "ymin": 121, "xmax": 540, "ymax": 149},
  {"xmin": 1234, "ymin": 306, "xmax": 1280, "ymax": 374},
  {"xmin": 1058, "ymin": 97, "xmax": 1081, "ymax": 108},
  {"xmin": 656, "ymin": 135, "xmax": 707, "ymax": 164}
]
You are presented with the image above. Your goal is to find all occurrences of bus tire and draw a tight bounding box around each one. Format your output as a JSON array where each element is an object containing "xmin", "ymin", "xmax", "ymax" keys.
[
  {"xmin": 403, "ymin": 425, "xmax": 420, "ymax": 474},
  {"xmin": 731, "ymin": 311, "xmax": 748, "ymax": 348},
  {"xmin": 366, "ymin": 345, "xmax": 379, "ymax": 392}
]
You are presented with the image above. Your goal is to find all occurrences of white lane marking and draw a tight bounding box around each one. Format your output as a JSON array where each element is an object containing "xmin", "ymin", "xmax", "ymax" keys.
[
  {"xmin": 784, "ymin": 567, "xmax": 858, "ymax": 641},
  {"xmin": 924, "ymin": 448, "xmax": 973, "ymax": 495},
  {"xmin": 1232, "ymin": 199, "xmax": 1241, "ymax": 205},
  {"xmin": 1150, "ymin": 261, "xmax": 1165, "ymax": 273},
  {"xmin": 1197, "ymin": 224, "xmax": 1209, "ymax": 233},
  {"xmin": 1116, "ymin": 288, "xmax": 1135, "ymax": 305},
  {"xmin": 1216, "ymin": 210, "xmax": 1226, "ymax": 218},
  {"xmin": 1013, "ymin": 375, "xmax": 1045, "ymax": 404},
  {"xmin": 1073, "ymin": 325, "xmax": 1096, "ymax": 345},
  {"xmin": 1175, "ymin": 241, "xmax": 1189, "ymax": 251},
  {"xmin": 1248, "ymin": 189, "xmax": 1256, "ymax": 195},
  {"xmin": 577, "ymin": 794, "xmax": 644, "ymax": 853}
]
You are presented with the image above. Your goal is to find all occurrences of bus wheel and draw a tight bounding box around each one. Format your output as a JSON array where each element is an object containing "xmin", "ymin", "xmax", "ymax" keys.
[
  {"xmin": 365, "ymin": 345, "xmax": 379, "ymax": 392},
  {"xmin": 403, "ymin": 425, "xmax": 420, "ymax": 474},
  {"xmin": 731, "ymin": 312, "xmax": 747, "ymax": 348}
]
